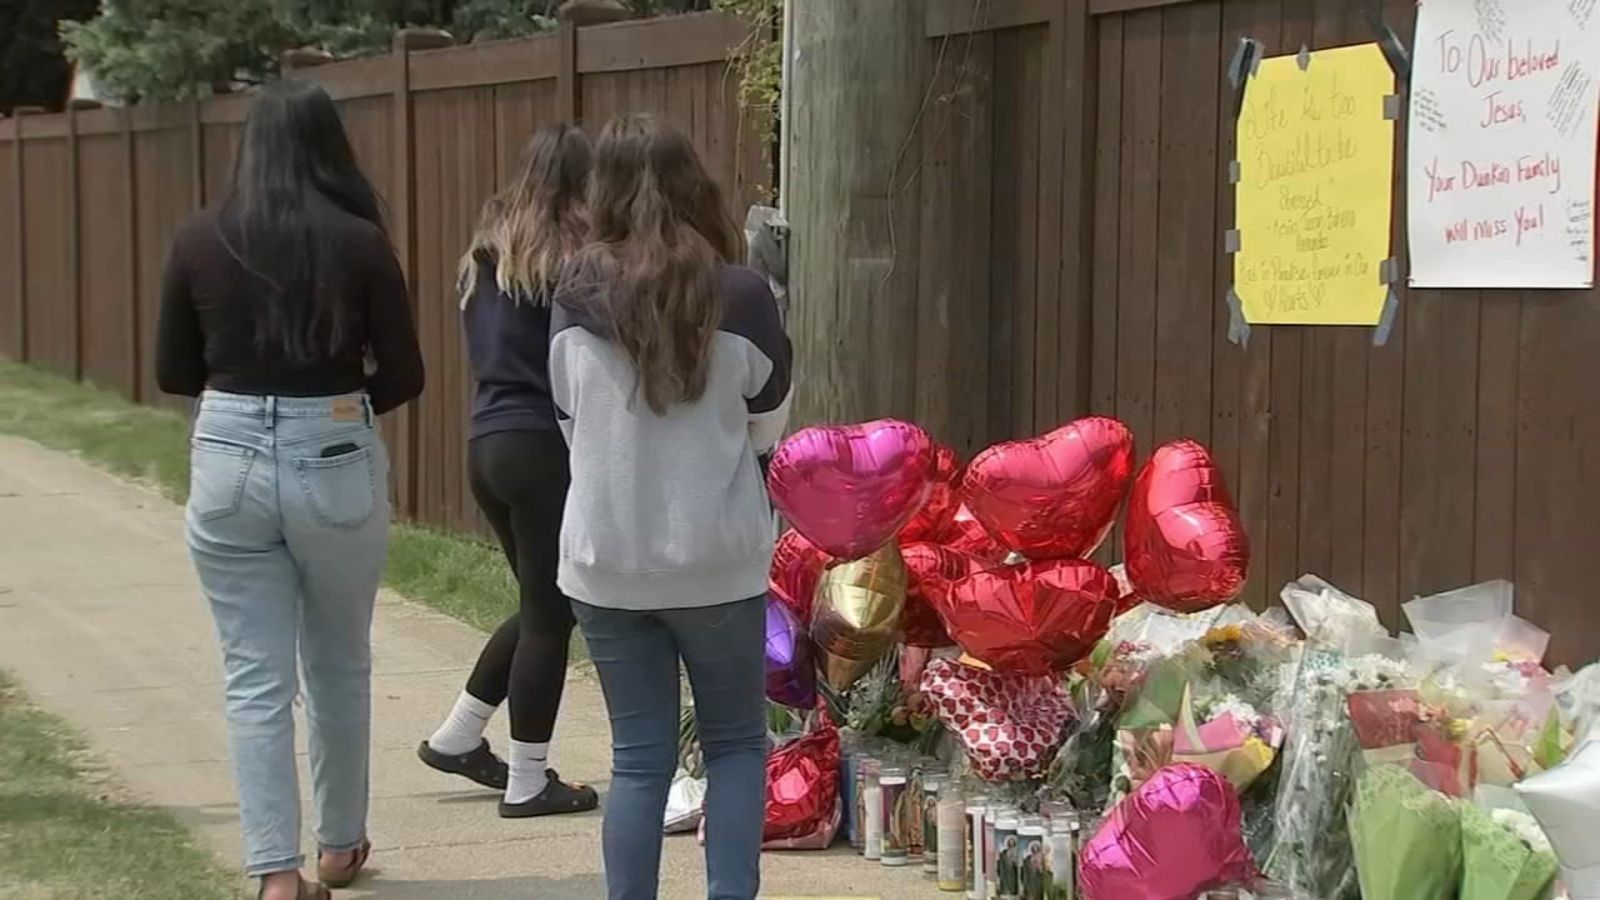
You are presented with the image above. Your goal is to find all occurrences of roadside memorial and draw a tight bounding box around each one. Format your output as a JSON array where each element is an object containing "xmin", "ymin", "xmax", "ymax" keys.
[{"xmin": 654, "ymin": 412, "xmax": 1600, "ymax": 900}]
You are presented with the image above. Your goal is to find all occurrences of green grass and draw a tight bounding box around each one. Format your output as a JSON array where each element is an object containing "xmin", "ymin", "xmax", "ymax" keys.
[
  {"xmin": 0, "ymin": 359, "xmax": 520, "ymax": 638},
  {"xmin": 0, "ymin": 672, "xmax": 245, "ymax": 899}
]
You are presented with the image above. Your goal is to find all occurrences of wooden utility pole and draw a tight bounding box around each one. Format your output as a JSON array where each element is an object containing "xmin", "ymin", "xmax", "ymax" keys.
[{"xmin": 786, "ymin": 0, "xmax": 927, "ymax": 426}]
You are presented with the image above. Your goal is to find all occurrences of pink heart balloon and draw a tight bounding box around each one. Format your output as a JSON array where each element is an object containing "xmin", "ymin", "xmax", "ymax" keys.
[
  {"xmin": 1123, "ymin": 439, "xmax": 1250, "ymax": 613},
  {"xmin": 1078, "ymin": 764, "xmax": 1257, "ymax": 900},
  {"xmin": 962, "ymin": 416, "xmax": 1135, "ymax": 560},
  {"xmin": 767, "ymin": 419, "xmax": 936, "ymax": 560}
]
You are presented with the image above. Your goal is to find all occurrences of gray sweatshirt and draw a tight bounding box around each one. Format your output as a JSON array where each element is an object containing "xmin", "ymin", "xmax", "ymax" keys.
[{"xmin": 549, "ymin": 264, "xmax": 793, "ymax": 610}]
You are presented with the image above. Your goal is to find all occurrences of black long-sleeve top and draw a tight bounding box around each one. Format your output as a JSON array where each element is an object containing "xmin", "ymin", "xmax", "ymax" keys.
[
  {"xmin": 154, "ymin": 208, "xmax": 425, "ymax": 415},
  {"xmin": 462, "ymin": 250, "xmax": 560, "ymax": 439}
]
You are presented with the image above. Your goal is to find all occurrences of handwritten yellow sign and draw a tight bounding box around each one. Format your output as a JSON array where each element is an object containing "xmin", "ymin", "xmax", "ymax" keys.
[{"xmin": 1235, "ymin": 43, "xmax": 1396, "ymax": 325}]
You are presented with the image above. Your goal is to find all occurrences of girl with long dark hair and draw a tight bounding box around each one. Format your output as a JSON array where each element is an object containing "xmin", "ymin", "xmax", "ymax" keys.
[
  {"xmin": 415, "ymin": 122, "xmax": 599, "ymax": 818},
  {"xmin": 550, "ymin": 115, "xmax": 792, "ymax": 900},
  {"xmin": 155, "ymin": 80, "xmax": 423, "ymax": 900}
]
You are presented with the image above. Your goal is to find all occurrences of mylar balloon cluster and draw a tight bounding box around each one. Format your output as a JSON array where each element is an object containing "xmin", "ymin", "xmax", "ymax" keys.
[{"xmin": 764, "ymin": 415, "xmax": 1252, "ymax": 706}]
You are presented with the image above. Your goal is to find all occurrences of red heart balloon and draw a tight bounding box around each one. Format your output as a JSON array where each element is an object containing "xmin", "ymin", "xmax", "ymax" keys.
[
  {"xmin": 1124, "ymin": 440, "xmax": 1250, "ymax": 613},
  {"xmin": 768, "ymin": 419, "xmax": 936, "ymax": 560},
  {"xmin": 937, "ymin": 559, "xmax": 1119, "ymax": 675},
  {"xmin": 769, "ymin": 529, "xmax": 832, "ymax": 624},
  {"xmin": 940, "ymin": 505, "xmax": 1010, "ymax": 562},
  {"xmin": 900, "ymin": 542, "xmax": 995, "ymax": 648},
  {"xmin": 962, "ymin": 416, "xmax": 1135, "ymax": 560},
  {"xmin": 900, "ymin": 443, "xmax": 962, "ymax": 543}
]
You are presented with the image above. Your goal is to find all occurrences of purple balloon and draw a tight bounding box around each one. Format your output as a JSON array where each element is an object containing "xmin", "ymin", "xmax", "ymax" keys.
[{"xmin": 766, "ymin": 596, "xmax": 816, "ymax": 708}]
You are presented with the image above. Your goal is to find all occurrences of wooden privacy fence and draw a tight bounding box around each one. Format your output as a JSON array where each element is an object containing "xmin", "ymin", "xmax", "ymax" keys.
[
  {"xmin": 901, "ymin": 0, "xmax": 1597, "ymax": 666},
  {"xmin": 0, "ymin": 10, "xmax": 770, "ymax": 537}
]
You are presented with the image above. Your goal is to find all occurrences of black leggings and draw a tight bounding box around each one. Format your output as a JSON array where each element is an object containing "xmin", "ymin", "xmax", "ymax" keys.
[{"xmin": 461, "ymin": 429, "xmax": 574, "ymax": 744}]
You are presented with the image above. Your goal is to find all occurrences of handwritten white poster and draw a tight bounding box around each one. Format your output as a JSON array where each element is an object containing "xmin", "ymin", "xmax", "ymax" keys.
[{"xmin": 1409, "ymin": 0, "xmax": 1600, "ymax": 288}]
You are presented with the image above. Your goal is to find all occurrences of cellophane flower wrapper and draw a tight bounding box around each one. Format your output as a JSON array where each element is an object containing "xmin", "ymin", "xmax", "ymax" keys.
[
  {"xmin": 1046, "ymin": 666, "xmax": 1121, "ymax": 812},
  {"xmin": 1554, "ymin": 663, "xmax": 1600, "ymax": 751},
  {"xmin": 1401, "ymin": 586, "xmax": 1569, "ymax": 792},
  {"xmin": 1265, "ymin": 574, "xmax": 1408, "ymax": 900},
  {"xmin": 664, "ymin": 771, "xmax": 706, "ymax": 834},
  {"xmin": 1349, "ymin": 763, "xmax": 1463, "ymax": 900},
  {"xmin": 1461, "ymin": 801, "xmax": 1559, "ymax": 900}
]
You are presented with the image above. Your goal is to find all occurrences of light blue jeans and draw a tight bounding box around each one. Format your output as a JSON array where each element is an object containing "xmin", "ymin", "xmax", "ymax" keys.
[
  {"xmin": 186, "ymin": 390, "xmax": 390, "ymax": 876},
  {"xmin": 572, "ymin": 596, "xmax": 768, "ymax": 900}
]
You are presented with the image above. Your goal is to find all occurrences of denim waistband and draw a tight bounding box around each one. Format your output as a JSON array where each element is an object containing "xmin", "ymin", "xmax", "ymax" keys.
[{"xmin": 197, "ymin": 390, "xmax": 374, "ymax": 424}]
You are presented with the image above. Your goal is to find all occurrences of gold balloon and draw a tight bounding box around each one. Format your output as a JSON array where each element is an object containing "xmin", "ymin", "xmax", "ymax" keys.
[{"xmin": 809, "ymin": 542, "xmax": 907, "ymax": 692}]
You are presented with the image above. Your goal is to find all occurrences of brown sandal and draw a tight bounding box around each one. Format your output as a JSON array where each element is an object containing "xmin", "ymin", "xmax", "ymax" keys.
[{"xmin": 317, "ymin": 840, "xmax": 371, "ymax": 889}]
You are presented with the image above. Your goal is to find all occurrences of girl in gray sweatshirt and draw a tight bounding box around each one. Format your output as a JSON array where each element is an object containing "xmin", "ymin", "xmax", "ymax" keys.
[{"xmin": 550, "ymin": 114, "xmax": 791, "ymax": 900}]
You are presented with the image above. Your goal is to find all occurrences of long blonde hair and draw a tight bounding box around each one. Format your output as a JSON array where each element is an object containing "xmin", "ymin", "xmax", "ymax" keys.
[
  {"xmin": 459, "ymin": 122, "xmax": 592, "ymax": 306},
  {"xmin": 560, "ymin": 115, "xmax": 741, "ymax": 414}
]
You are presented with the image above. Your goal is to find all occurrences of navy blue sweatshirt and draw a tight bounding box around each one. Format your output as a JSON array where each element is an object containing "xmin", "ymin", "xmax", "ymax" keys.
[{"xmin": 463, "ymin": 251, "xmax": 560, "ymax": 439}]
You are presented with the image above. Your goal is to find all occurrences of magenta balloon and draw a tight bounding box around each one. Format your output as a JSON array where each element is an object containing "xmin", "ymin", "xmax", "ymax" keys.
[{"xmin": 766, "ymin": 419, "xmax": 936, "ymax": 560}]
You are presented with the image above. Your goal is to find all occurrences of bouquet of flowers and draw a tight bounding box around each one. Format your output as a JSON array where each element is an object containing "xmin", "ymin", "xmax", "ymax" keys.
[
  {"xmin": 1461, "ymin": 799, "xmax": 1559, "ymax": 900},
  {"xmin": 1348, "ymin": 763, "xmax": 1463, "ymax": 900},
  {"xmin": 1044, "ymin": 641, "xmax": 1132, "ymax": 811},
  {"xmin": 824, "ymin": 647, "xmax": 947, "ymax": 758},
  {"xmin": 1265, "ymin": 575, "xmax": 1410, "ymax": 900},
  {"xmin": 1401, "ymin": 583, "xmax": 1573, "ymax": 792},
  {"xmin": 1108, "ymin": 615, "xmax": 1298, "ymax": 804}
]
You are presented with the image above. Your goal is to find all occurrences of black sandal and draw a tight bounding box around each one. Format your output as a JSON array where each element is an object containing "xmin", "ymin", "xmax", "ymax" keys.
[
  {"xmin": 257, "ymin": 875, "xmax": 330, "ymax": 900},
  {"xmin": 498, "ymin": 769, "xmax": 600, "ymax": 818},
  {"xmin": 416, "ymin": 739, "xmax": 509, "ymax": 791}
]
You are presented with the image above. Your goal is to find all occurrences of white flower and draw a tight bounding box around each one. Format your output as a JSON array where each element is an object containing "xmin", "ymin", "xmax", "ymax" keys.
[
  {"xmin": 1204, "ymin": 693, "xmax": 1262, "ymax": 732},
  {"xmin": 1491, "ymin": 808, "xmax": 1554, "ymax": 854}
]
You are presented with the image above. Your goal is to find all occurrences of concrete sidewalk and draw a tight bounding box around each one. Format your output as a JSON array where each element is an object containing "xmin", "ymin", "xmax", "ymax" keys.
[{"xmin": 0, "ymin": 436, "xmax": 933, "ymax": 899}]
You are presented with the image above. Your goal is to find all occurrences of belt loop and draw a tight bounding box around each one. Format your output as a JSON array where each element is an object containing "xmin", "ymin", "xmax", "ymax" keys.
[
  {"xmin": 264, "ymin": 396, "xmax": 276, "ymax": 430},
  {"xmin": 364, "ymin": 396, "xmax": 374, "ymax": 428}
]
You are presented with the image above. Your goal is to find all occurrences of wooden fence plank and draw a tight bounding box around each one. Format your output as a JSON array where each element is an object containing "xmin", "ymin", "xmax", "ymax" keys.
[
  {"xmin": 916, "ymin": 31, "xmax": 996, "ymax": 455},
  {"xmin": 1474, "ymin": 292, "xmax": 1519, "ymax": 584},
  {"xmin": 1091, "ymin": 0, "xmax": 1198, "ymax": 14},
  {"xmin": 411, "ymin": 39, "xmax": 559, "ymax": 94},
  {"xmin": 1356, "ymin": 0, "xmax": 1412, "ymax": 623},
  {"xmin": 6, "ymin": 117, "xmax": 24, "ymax": 362},
  {"xmin": 78, "ymin": 132, "xmax": 135, "ymax": 397},
  {"xmin": 1089, "ymin": 12, "xmax": 1124, "ymax": 422},
  {"xmin": 1114, "ymin": 9, "xmax": 1162, "ymax": 469},
  {"xmin": 578, "ymin": 11, "xmax": 749, "ymax": 73},
  {"xmin": 925, "ymin": 0, "xmax": 1053, "ymax": 37},
  {"xmin": 1152, "ymin": 1, "xmax": 1219, "ymax": 448}
]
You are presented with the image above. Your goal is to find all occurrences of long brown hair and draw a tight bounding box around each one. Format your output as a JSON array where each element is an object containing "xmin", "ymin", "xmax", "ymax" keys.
[
  {"xmin": 459, "ymin": 122, "xmax": 591, "ymax": 306},
  {"xmin": 566, "ymin": 114, "xmax": 742, "ymax": 414}
]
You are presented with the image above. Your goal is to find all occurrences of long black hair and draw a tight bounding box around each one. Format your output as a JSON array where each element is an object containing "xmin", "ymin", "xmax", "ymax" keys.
[{"xmin": 222, "ymin": 79, "xmax": 385, "ymax": 363}]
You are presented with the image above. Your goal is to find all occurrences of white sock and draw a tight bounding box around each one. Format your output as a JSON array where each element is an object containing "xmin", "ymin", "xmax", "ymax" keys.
[
  {"xmin": 427, "ymin": 691, "xmax": 498, "ymax": 756},
  {"xmin": 505, "ymin": 739, "xmax": 551, "ymax": 804}
]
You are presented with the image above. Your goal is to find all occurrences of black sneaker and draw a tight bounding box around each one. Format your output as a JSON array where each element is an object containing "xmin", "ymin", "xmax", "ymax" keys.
[
  {"xmin": 498, "ymin": 769, "xmax": 600, "ymax": 818},
  {"xmin": 416, "ymin": 739, "xmax": 509, "ymax": 791}
]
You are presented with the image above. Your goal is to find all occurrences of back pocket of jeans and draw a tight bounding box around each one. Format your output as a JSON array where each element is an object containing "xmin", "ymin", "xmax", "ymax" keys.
[
  {"xmin": 294, "ymin": 447, "xmax": 376, "ymax": 529},
  {"xmin": 189, "ymin": 439, "xmax": 254, "ymax": 522}
]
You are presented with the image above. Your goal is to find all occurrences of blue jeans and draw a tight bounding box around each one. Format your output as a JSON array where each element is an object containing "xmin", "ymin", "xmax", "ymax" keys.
[
  {"xmin": 186, "ymin": 391, "xmax": 390, "ymax": 876},
  {"xmin": 573, "ymin": 597, "xmax": 768, "ymax": 900}
]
